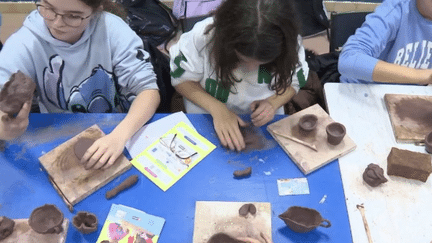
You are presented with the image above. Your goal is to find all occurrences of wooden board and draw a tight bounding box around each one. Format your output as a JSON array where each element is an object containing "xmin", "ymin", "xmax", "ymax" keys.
[
  {"xmin": 38, "ymin": 125, "xmax": 132, "ymax": 208},
  {"xmin": 384, "ymin": 94, "xmax": 432, "ymax": 143},
  {"xmin": 193, "ymin": 201, "xmax": 272, "ymax": 243},
  {"xmin": 2, "ymin": 218, "xmax": 68, "ymax": 243},
  {"xmin": 267, "ymin": 104, "xmax": 356, "ymax": 175}
]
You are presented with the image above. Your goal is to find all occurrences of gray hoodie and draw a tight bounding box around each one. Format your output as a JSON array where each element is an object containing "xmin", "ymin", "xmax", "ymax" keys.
[{"xmin": 0, "ymin": 10, "xmax": 157, "ymax": 113}]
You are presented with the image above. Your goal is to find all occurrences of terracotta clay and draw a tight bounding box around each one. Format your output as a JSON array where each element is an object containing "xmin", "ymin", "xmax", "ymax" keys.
[
  {"xmin": 233, "ymin": 167, "xmax": 252, "ymax": 179},
  {"xmin": 278, "ymin": 206, "xmax": 331, "ymax": 233},
  {"xmin": 105, "ymin": 175, "xmax": 139, "ymax": 199},
  {"xmin": 387, "ymin": 147, "xmax": 432, "ymax": 182},
  {"xmin": 74, "ymin": 137, "xmax": 96, "ymax": 160},
  {"xmin": 72, "ymin": 211, "xmax": 98, "ymax": 234},
  {"xmin": 0, "ymin": 71, "xmax": 36, "ymax": 116},
  {"xmin": 363, "ymin": 163, "xmax": 388, "ymax": 187},
  {"xmin": 298, "ymin": 114, "xmax": 318, "ymax": 134},
  {"xmin": 240, "ymin": 126, "xmax": 265, "ymax": 151},
  {"xmin": 425, "ymin": 131, "xmax": 432, "ymax": 154},
  {"xmin": 207, "ymin": 233, "xmax": 246, "ymax": 243},
  {"xmin": 395, "ymin": 98, "xmax": 432, "ymax": 129},
  {"xmin": 326, "ymin": 122, "xmax": 346, "ymax": 145},
  {"xmin": 0, "ymin": 216, "xmax": 15, "ymax": 240},
  {"xmin": 28, "ymin": 204, "xmax": 64, "ymax": 234},
  {"xmin": 238, "ymin": 203, "xmax": 256, "ymax": 217}
]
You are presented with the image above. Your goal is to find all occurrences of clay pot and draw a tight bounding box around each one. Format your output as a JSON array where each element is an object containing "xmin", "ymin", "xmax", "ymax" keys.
[
  {"xmin": 28, "ymin": 204, "xmax": 64, "ymax": 234},
  {"xmin": 0, "ymin": 216, "xmax": 15, "ymax": 240},
  {"xmin": 73, "ymin": 211, "xmax": 98, "ymax": 234},
  {"xmin": 278, "ymin": 206, "xmax": 331, "ymax": 233},
  {"xmin": 425, "ymin": 131, "xmax": 432, "ymax": 154},
  {"xmin": 298, "ymin": 114, "xmax": 318, "ymax": 133},
  {"xmin": 326, "ymin": 122, "xmax": 346, "ymax": 145}
]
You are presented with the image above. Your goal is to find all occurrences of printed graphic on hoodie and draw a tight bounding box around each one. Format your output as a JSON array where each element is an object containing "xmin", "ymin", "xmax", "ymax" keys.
[{"xmin": 43, "ymin": 55, "xmax": 133, "ymax": 113}]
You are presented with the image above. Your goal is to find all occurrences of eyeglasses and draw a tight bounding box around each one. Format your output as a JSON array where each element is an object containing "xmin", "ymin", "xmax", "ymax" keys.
[
  {"xmin": 36, "ymin": 4, "xmax": 92, "ymax": 27},
  {"xmin": 160, "ymin": 133, "xmax": 198, "ymax": 162}
]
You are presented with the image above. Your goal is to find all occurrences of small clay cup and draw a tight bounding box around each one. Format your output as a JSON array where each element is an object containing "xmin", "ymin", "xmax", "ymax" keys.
[
  {"xmin": 278, "ymin": 206, "xmax": 331, "ymax": 233},
  {"xmin": 425, "ymin": 131, "xmax": 432, "ymax": 154},
  {"xmin": 298, "ymin": 114, "xmax": 318, "ymax": 133},
  {"xmin": 326, "ymin": 122, "xmax": 346, "ymax": 145},
  {"xmin": 73, "ymin": 211, "xmax": 98, "ymax": 234},
  {"xmin": 28, "ymin": 204, "xmax": 64, "ymax": 234}
]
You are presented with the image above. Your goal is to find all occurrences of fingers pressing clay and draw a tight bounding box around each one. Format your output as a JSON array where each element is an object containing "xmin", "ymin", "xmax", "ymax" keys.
[
  {"xmin": 105, "ymin": 175, "xmax": 139, "ymax": 199},
  {"xmin": 0, "ymin": 71, "xmax": 36, "ymax": 116},
  {"xmin": 74, "ymin": 137, "xmax": 96, "ymax": 161},
  {"xmin": 233, "ymin": 167, "xmax": 252, "ymax": 179}
]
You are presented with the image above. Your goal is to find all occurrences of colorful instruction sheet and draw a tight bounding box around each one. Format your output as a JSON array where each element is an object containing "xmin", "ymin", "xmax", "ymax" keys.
[
  {"xmin": 277, "ymin": 178, "xmax": 310, "ymax": 196},
  {"xmin": 131, "ymin": 121, "xmax": 216, "ymax": 191}
]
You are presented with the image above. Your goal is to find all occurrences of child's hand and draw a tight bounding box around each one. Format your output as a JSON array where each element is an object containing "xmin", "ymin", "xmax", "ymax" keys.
[
  {"xmin": 80, "ymin": 133, "xmax": 127, "ymax": 170},
  {"xmin": 212, "ymin": 105, "xmax": 248, "ymax": 151},
  {"xmin": 0, "ymin": 101, "xmax": 31, "ymax": 140},
  {"xmin": 250, "ymin": 99, "xmax": 276, "ymax": 127}
]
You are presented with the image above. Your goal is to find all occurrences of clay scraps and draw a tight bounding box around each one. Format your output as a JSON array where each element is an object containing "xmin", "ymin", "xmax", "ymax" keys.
[
  {"xmin": 106, "ymin": 175, "xmax": 139, "ymax": 199},
  {"xmin": 0, "ymin": 216, "xmax": 15, "ymax": 240},
  {"xmin": 233, "ymin": 167, "xmax": 252, "ymax": 179}
]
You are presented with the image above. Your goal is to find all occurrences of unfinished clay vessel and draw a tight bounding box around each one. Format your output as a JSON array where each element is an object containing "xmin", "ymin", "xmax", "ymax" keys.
[
  {"xmin": 74, "ymin": 137, "xmax": 96, "ymax": 160},
  {"xmin": 425, "ymin": 131, "xmax": 432, "ymax": 154},
  {"xmin": 363, "ymin": 163, "xmax": 388, "ymax": 187},
  {"xmin": 326, "ymin": 122, "xmax": 346, "ymax": 145},
  {"xmin": 28, "ymin": 204, "xmax": 64, "ymax": 234},
  {"xmin": 298, "ymin": 114, "xmax": 318, "ymax": 133},
  {"xmin": 0, "ymin": 216, "xmax": 15, "ymax": 240},
  {"xmin": 278, "ymin": 206, "xmax": 331, "ymax": 233},
  {"xmin": 72, "ymin": 211, "xmax": 98, "ymax": 234},
  {"xmin": 0, "ymin": 71, "xmax": 36, "ymax": 116}
]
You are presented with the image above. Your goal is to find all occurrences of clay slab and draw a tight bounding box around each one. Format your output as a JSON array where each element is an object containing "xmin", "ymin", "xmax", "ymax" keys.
[
  {"xmin": 267, "ymin": 104, "xmax": 357, "ymax": 175},
  {"xmin": 1, "ymin": 218, "xmax": 68, "ymax": 243},
  {"xmin": 38, "ymin": 125, "xmax": 132, "ymax": 207},
  {"xmin": 193, "ymin": 201, "xmax": 271, "ymax": 243}
]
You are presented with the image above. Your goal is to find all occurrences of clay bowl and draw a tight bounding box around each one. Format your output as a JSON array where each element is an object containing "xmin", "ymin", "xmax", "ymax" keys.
[
  {"xmin": 28, "ymin": 204, "xmax": 64, "ymax": 234},
  {"xmin": 278, "ymin": 206, "xmax": 331, "ymax": 233},
  {"xmin": 425, "ymin": 131, "xmax": 432, "ymax": 154},
  {"xmin": 73, "ymin": 211, "xmax": 98, "ymax": 234},
  {"xmin": 298, "ymin": 114, "xmax": 318, "ymax": 133},
  {"xmin": 326, "ymin": 122, "xmax": 346, "ymax": 145}
]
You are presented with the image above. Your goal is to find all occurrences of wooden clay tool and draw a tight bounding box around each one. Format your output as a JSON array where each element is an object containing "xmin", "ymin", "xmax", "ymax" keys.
[
  {"xmin": 357, "ymin": 204, "xmax": 373, "ymax": 243},
  {"xmin": 270, "ymin": 130, "xmax": 318, "ymax": 151}
]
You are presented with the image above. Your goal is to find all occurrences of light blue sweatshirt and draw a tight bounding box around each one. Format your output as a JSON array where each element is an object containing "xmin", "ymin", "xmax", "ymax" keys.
[
  {"xmin": 0, "ymin": 11, "xmax": 157, "ymax": 113},
  {"xmin": 339, "ymin": 0, "xmax": 432, "ymax": 83}
]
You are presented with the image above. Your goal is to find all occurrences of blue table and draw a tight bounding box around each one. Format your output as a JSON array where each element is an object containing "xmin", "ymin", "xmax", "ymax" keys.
[{"xmin": 0, "ymin": 113, "xmax": 352, "ymax": 243}]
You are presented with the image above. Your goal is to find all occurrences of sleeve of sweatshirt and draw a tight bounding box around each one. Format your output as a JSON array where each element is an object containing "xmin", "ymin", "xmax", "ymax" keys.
[
  {"xmin": 338, "ymin": 0, "xmax": 403, "ymax": 83},
  {"xmin": 108, "ymin": 14, "xmax": 158, "ymax": 95}
]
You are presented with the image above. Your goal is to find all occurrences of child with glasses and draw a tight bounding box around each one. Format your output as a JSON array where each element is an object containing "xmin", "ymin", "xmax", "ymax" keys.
[
  {"xmin": 0, "ymin": 0, "xmax": 160, "ymax": 170},
  {"xmin": 170, "ymin": 0, "xmax": 309, "ymax": 152}
]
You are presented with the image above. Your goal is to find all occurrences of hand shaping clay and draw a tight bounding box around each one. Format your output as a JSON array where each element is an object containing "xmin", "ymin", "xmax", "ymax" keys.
[
  {"xmin": 233, "ymin": 167, "xmax": 252, "ymax": 179},
  {"xmin": 105, "ymin": 175, "xmax": 139, "ymax": 199},
  {"xmin": 74, "ymin": 137, "xmax": 96, "ymax": 160},
  {"xmin": 0, "ymin": 71, "xmax": 36, "ymax": 116},
  {"xmin": 0, "ymin": 216, "xmax": 15, "ymax": 240},
  {"xmin": 363, "ymin": 163, "xmax": 388, "ymax": 187},
  {"xmin": 28, "ymin": 204, "xmax": 64, "ymax": 234},
  {"xmin": 72, "ymin": 211, "xmax": 98, "ymax": 234},
  {"xmin": 387, "ymin": 147, "xmax": 432, "ymax": 182}
]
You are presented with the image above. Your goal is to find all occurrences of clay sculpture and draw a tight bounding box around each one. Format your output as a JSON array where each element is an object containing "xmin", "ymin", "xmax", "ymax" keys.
[
  {"xmin": 363, "ymin": 163, "xmax": 388, "ymax": 187},
  {"xmin": 298, "ymin": 114, "xmax": 318, "ymax": 133},
  {"xmin": 28, "ymin": 204, "xmax": 64, "ymax": 234},
  {"xmin": 387, "ymin": 147, "xmax": 432, "ymax": 182},
  {"xmin": 0, "ymin": 71, "xmax": 36, "ymax": 116},
  {"xmin": 238, "ymin": 203, "xmax": 257, "ymax": 217},
  {"xmin": 326, "ymin": 122, "xmax": 346, "ymax": 145},
  {"xmin": 278, "ymin": 206, "xmax": 331, "ymax": 233},
  {"xmin": 72, "ymin": 211, "xmax": 98, "ymax": 234},
  {"xmin": 0, "ymin": 216, "xmax": 15, "ymax": 240},
  {"xmin": 74, "ymin": 137, "xmax": 96, "ymax": 161},
  {"xmin": 106, "ymin": 175, "xmax": 139, "ymax": 199},
  {"xmin": 233, "ymin": 167, "xmax": 252, "ymax": 179},
  {"xmin": 425, "ymin": 131, "xmax": 432, "ymax": 154}
]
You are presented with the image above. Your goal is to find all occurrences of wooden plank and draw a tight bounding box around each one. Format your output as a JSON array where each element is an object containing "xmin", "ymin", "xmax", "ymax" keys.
[
  {"xmin": 2, "ymin": 218, "xmax": 68, "ymax": 243},
  {"xmin": 193, "ymin": 201, "xmax": 272, "ymax": 243},
  {"xmin": 267, "ymin": 104, "xmax": 356, "ymax": 175},
  {"xmin": 38, "ymin": 125, "xmax": 132, "ymax": 208}
]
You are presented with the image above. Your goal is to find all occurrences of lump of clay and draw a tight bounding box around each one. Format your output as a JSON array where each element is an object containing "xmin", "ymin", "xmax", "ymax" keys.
[
  {"xmin": 363, "ymin": 163, "xmax": 388, "ymax": 187},
  {"xmin": 72, "ymin": 211, "xmax": 98, "ymax": 234},
  {"xmin": 233, "ymin": 167, "xmax": 252, "ymax": 179},
  {"xmin": 0, "ymin": 216, "xmax": 15, "ymax": 240},
  {"xmin": 0, "ymin": 71, "xmax": 36, "ymax": 116},
  {"xmin": 238, "ymin": 203, "xmax": 257, "ymax": 217},
  {"xmin": 207, "ymin": 232, "xmax": 249, "ymax": 243},
  {"xmin": 29, "ymin": 204, "xmax": 64, "ymax": 234},
  {"xmin": 74, "ymin": 137, "xmax": 96, "ymax": 160},
  {"xmin": 387, "ymin": 147, "xmax": 432, "ymax": 182},
  {"xmin": 106, "ymin": 175, "xmax": 139, "ymax": 199}
]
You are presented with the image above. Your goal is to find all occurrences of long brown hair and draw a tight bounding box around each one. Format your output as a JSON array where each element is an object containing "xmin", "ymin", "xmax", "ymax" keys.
[
  {"xmin": 80, "ymin": 0, "xmax": 128, "ymax": 20},
  {"xmin": 205, "ymin": 0, "xmax": 300, "ymax": 95}
]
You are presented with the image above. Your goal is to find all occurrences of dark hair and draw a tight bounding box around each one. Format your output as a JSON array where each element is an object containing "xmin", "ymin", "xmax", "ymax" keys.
[
  {"xmin": 205, "ymin": 0, "xmax": 300, "ymax": 94},
  {"xmin": 207, "ymin": 233, "xmax": 247, "ymax": 243},
  {"xmin": 80, "ymin": 0, "xmax": 128, "ymax": 20}
]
